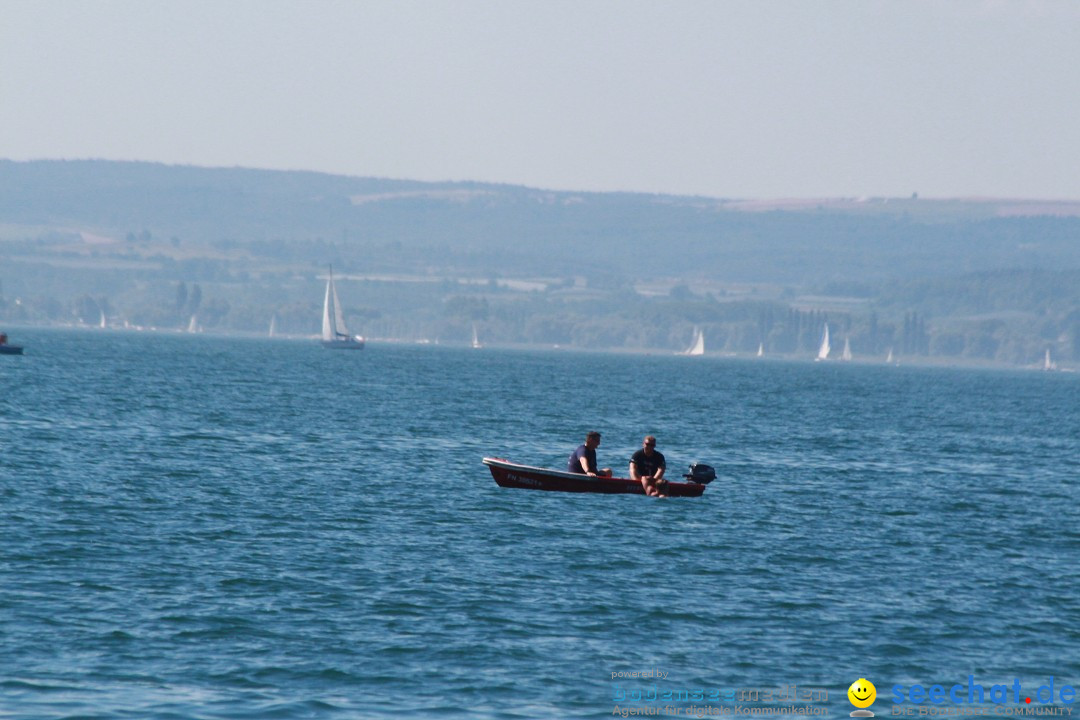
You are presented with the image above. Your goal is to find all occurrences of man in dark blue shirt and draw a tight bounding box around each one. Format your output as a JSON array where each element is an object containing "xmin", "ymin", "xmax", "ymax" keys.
[
  {"xmin": 630, "ymin": 435, "xmax": 667, "ymax": 497},
  {"xmin": 567, "ymin": 431, "xmax": 611, "ymax": 476}
]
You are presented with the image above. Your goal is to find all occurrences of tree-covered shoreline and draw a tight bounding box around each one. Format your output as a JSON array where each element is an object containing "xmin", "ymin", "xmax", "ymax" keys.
[{"xmin": 3, "ymin": 159, "xmax": 1079, "ymax": 366}]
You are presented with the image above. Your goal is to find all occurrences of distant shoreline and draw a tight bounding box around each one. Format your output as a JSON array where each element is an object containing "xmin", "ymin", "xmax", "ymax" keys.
[{"xmin": 4, "ymin": 322, "xmax": 1071, "ymax": 374}]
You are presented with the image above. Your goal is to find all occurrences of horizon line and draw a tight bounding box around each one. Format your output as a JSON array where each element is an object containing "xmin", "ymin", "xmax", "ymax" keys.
[{"xmin": 4, "ymin": 156, "xmax": 1080, "ymax": 206}]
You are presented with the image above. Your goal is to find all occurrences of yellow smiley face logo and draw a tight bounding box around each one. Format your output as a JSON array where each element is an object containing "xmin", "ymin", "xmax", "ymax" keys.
[{"xmin": 848, "ymin": 678, "xmax": 876, "ymax": 708}]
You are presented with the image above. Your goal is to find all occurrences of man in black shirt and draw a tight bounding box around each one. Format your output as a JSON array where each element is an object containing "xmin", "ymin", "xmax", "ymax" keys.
[
  {"xmin": 567, "ymin": 431, "xmax": 611, "ymax": 476},
  {"xmin": 629, "ymin": 435, "xmax": 667, "ymax": 497}
]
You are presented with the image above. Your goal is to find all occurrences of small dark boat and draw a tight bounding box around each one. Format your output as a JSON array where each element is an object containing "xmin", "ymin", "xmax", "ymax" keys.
[
  {"xmin": 0, "ymin": 333, "xmax": 23, "ymax": 355},
  {"xmin": 483, "ymin": 457, "xmax": 709, "ymax": 497}
]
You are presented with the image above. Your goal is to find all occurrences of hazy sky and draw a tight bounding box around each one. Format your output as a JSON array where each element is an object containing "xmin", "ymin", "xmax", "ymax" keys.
[{"xmin": 2, "ymin": 0, "xmax": 1079, "ymax": 199}]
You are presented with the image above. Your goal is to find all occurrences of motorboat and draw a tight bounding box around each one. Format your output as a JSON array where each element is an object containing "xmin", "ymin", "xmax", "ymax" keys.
[{"xmin": 482, "ymin": 457, "xmax": 711, "ymax": 497}]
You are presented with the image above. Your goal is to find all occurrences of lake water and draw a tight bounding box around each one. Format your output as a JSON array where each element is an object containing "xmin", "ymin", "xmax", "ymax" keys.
[{"xmin": 2, "ymin": 329, "xmax": 1078, "ymax": 718}]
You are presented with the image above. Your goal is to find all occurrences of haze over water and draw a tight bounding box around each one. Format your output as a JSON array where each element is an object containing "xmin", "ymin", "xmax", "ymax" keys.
[{"xmin": 2, "ymin": 329, "xmax": 1078, "ymax": 718}]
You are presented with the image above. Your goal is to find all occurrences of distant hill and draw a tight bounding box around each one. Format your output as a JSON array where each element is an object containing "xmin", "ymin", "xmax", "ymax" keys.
[
  {"xmin": 3, "ymin": 159, "xmax": 1080, "ymax": 363},
  {"xmin": 4, "ymin": 158, "xmax": 1080, "ymax": 284}
]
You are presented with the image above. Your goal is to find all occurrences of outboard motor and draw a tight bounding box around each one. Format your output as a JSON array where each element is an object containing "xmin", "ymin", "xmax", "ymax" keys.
[{"xmin": 683, "ymin": 462, "xmax": 716, "ymax": 485}]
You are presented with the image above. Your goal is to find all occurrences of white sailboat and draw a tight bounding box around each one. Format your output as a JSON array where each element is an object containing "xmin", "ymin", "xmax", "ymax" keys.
[
  {"xmin": 471, "ymin": 323, "xmax": 483, "ymax": 349},
  {"xmin": 682, "ymin": 327, "xmax": 705, "ymax": 356},
  {"xmin": 841, "ymin": 337, "xmax": 852, "ymax": 362},
  {"xmin": 757, "ymin": 342, "xmax": 764, "ymax": 358},
  {"xmin": 815, "ymin": 323, "xmax": 830, "ymax": 361},
  {"xmin": 187, "ymin": 314, "xmax": 200, "ymax": 333},
  {"xmin": 886, "ymin": 347, "xmax": 895, "ymax": 364},
  {"xmin": 321, "ymin": 267, "xmax": 365, "ymax": 350},
  {"xmin": 1044, "ymin": 348, "xmax": 1058, "ymax": 371},
  {"xmin": 268, "ymin": 315, "xmax": 277, "ymax": 338},
  {"xmin": 99, "ymin": 309, "xmax": 107, "ymax": 329}
]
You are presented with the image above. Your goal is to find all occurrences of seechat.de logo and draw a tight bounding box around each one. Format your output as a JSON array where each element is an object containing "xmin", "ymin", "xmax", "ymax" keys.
[
  {"xmin": 849, "ymin": 678, "xmax": 877, "ymax": 717},
  {"xmin": 891, "ymin": 677, "xmax": 1077, "ymax": 706}
]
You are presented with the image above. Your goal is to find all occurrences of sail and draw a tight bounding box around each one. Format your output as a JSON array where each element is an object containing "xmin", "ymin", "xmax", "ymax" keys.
[
  {"xmin": 472, "ymin": 324, "xmax": 482, "ymax": 349},
  {"xmin": 99, "ymin": 310, "xmax": 107, "ymax": 329},
  {"xmin": 841, "ymin": 338, "xmax": 852, "ymax": 361},
  {"xmin": 269, "ymin": 315, "xmax": 277, "ymax": 338},
  {"xmin": 886, "ymin": 348, "xmax": 895, "ymax": 364},
  {"xmin": 1044, "ymin": 349, "xmax": 1057, "ymax": 371},
  {"xmin": 683, "ymin": 327, "xmax": 704, "ymax": 356},
  {"xmin": 757, "ymin": 342, "xmax": 764, "ymax": 358},
  {"xmin": 321, "ymin": 278, "xmax": 334, "ymax": 341},
  {"xmin": 187, "ymin": 314, "xmax": 199, "ymax": 333},
  {"xmin": 816, "ymin": 324, "xmax": 830, "ymax": 361},
  {"xmin": 331, "ymin": 278, "xmax": 348, "ymax": 337},
  {"xmin": 322, "ymin": 268, "xmax": 350, "ymax": 341},
  {"xmin": 320, "ymin": 267, "xmax": 364, "ymax": 349}
]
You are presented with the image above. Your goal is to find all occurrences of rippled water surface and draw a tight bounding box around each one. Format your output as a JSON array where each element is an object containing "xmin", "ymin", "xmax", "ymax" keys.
[{"xmin": 2, "ymin": 329, "xmax": 1079, "ymax": 718}]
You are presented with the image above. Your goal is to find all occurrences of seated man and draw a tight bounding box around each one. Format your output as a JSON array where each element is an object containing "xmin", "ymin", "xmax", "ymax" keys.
[
  {"xmin": 629, "ymin": 435, "xmax": 667, "ymax": 497},
  {"xmin": 567, "ymin": 431, "xmax": 612, "ymax": 476}
]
